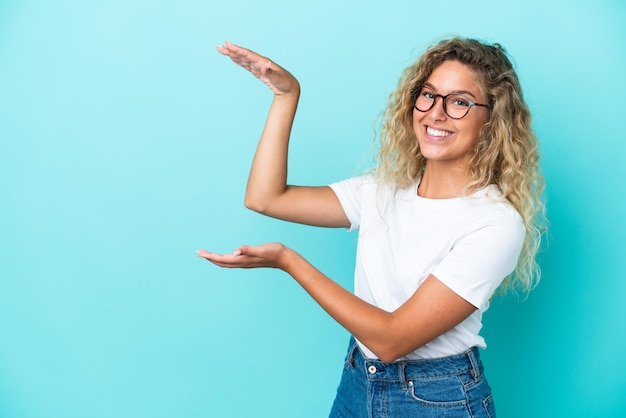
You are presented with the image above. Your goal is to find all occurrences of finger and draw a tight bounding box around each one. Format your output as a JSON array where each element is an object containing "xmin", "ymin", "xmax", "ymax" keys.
[
  {"xmin": 215, "ymin": 44, "xmax": 229, "ymax": 55},
  {"xmin": 208, "ymin": 254, "xmax": 262, "ymax": 269},
  {"xmin": 233, "ymin": 245, "xmax": 264, "ymax": 258},
  {"xmin": 217, "ymin": 42, "xmax": 274, "ymax": 75},
  {"xmin": 197, "ymin": 248, "xmax": 256, "ymax": 265},
  {"xmin": 197, "ymin": 249, "xmax": 234, "ymax": 262},
  {"xmin": 197, "ymin": 249, "xmax": 212, "ymax": 258},
  {"xmin": 216, "ymin": 41, "xmax": 255, "ymax": 64},
  {"xmin": 215, "ymin": 40, "xmax": 240, "ymax": 54}
]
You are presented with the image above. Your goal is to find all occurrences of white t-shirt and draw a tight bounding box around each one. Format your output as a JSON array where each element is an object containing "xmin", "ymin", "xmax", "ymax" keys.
[{"xmin": 329, "ymin": 176, "xmax": 525, "ymax": 360}]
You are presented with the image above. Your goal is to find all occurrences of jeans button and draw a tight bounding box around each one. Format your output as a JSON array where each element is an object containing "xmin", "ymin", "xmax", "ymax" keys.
[{"xmin": 367, "ymin": 365, "xmax": 377, "ymax": 374}]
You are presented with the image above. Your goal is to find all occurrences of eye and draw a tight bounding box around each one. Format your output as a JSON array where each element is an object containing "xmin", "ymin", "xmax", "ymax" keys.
[
  {"xmin": 422, "ymin": 90, "xmax": 436, "ymax": 99},
  {"xmin": 449, "ymin": 95, "xmax": 471, "ymax": 107}
]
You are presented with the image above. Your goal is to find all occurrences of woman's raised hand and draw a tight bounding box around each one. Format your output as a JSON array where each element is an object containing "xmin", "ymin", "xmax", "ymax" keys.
[{"xmin": 216, "ymin": 42, "xmax": 299, "ymax": 96}]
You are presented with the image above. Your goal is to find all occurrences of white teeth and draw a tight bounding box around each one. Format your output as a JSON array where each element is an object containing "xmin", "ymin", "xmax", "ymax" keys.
[{"xmin": 426, "ymin": 127, "xmax": 452, "ymax": 137}]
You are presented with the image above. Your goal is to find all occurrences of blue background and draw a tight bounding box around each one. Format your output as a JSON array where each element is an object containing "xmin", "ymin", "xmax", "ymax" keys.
[{"xmin": 1, "ymin": 0, "xmax": 625, "ymax": 417}]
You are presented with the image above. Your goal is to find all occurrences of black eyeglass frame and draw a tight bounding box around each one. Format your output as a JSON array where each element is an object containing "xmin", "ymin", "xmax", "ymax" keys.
[{"xmin": 410, "ymin": 87, "xmax": 490, "ymax": 120}]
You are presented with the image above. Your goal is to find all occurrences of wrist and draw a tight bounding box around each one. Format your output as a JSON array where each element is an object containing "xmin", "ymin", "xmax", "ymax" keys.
[
  {"xmin": 274, "ymin": 87, "xmax": 300, "ymax": 102},
  {"xmin": 277, "ymin": 246, "xmax": 299, "ymax": 273}
]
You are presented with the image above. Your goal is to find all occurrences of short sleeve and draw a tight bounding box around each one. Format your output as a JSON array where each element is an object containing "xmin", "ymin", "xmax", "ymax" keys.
[
  {"xmin": 432, "ymin": 209, "xmax": 525, "ymax": 310},
  {"xmin": 329, "ymin": 176, "xmax": 374, "ymax": 231}
]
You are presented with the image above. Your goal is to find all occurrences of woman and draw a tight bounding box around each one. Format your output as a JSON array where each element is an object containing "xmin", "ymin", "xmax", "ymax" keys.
[{"xmin": 199, "ymin": 37, "xmax": 545, "ymax": 417}]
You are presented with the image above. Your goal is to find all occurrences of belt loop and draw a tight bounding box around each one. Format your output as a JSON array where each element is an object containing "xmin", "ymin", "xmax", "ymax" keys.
[
  {"xmin": 466, "ymin": 347, "xmax": 480, "ymax": 382},
  {"xmin": 398, "ymin": 362, "xmax": 408, "ymax": 390}
]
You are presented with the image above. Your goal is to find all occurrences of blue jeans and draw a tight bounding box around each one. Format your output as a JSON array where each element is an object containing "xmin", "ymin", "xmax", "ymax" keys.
[{"xmin": 329, "ymin": 337, "xmax": 496, "ymax": 417}]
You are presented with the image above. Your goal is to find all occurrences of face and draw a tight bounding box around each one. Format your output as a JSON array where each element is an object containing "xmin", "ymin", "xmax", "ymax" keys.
[{"xmin": 413, "ymin": 60, "xmax": 489, "ymax": 170}]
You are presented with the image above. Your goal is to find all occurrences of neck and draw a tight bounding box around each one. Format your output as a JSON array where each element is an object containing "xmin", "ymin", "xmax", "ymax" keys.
[{"xmin": 417, "ymin": 162, "xmax": 472, "ymax": 199}]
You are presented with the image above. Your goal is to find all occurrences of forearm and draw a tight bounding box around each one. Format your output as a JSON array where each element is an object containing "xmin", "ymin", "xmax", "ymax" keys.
[
  {"xmin": 201, "ymin": 242, "xmax": 477, "ymax": 362},
  {"xmin": 280, "ymin": 248, "xmax": 407, "ymax": 362},
  {"xmin": 244, "ymin": 91, "xmax": 300, "ymax": 213}
]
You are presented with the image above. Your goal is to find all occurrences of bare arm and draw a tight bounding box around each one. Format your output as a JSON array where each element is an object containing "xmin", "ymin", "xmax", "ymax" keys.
[
  {"xmin": 198, "ymin": 244, "xmax": 476, "ymax": 363},
  {"xmin": 217, "ymin": 42, "xmax": 349, "ymax": 228}
]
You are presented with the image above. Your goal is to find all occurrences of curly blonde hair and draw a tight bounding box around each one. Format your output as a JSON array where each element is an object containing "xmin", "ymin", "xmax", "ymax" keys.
[{"xmin": 374, "ymin": 37, "xmax": 547, "ymax": 295}]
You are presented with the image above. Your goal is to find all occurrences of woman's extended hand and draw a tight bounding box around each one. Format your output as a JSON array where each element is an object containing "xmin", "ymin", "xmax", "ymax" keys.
[
  {"xmin": 216, "ymin": 42, "xmax": 299, "ymax": 96},
  {"xmin": 197, "ymin": 243, "xmax": 292, "ymax": 270}
]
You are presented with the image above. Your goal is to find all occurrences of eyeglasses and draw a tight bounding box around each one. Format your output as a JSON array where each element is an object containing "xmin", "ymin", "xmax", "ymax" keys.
[{"xmin": 411, "ymin": 87, "xmax": 490, "ymax": 119}]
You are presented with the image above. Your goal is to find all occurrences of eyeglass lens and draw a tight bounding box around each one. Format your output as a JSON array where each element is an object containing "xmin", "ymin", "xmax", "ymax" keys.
[{"xmin": 415, "ymin": 89, "xmax": 473, "ymax": 119}]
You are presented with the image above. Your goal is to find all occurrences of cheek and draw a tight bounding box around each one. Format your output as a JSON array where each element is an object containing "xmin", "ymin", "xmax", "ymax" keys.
[
  {"xmin": 412, "ymin": 109, "xmax": 424, "ymax": 131},
  {"xmin": 463, "ymin": 118, "xmax": 487, "ymax": 141}
]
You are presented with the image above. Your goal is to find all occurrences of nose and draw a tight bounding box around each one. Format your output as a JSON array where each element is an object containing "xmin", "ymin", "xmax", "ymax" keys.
[{"xmin": 428, "ymin": 96, "xmax": 447, "ymax": 120}]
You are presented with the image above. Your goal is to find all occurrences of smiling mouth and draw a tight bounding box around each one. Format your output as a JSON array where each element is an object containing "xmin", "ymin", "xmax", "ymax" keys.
[{"xmin": 426, "ymin": 126, "xmax": 453, "ymax": 137}]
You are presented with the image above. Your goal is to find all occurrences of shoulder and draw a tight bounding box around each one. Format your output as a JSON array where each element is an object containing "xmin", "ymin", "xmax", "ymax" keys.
[
  {"xmin": 330, "ymin": 174, "xmax": 398, "ymax": 199},
  {"xmin": 489, "ymin": 188, "xmax": 523, "ymax": 225},
  {"xmin": 330, "ymin": 174, "xmax": 376, "ymax": 189},
  {"xmin": 458, "ymin": 185, "xmax": 525, "ymax": 239}
]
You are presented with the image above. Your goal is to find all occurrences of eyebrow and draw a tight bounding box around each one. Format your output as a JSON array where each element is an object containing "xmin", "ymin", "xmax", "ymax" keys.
[{"xmin": 423, "ymin": 82, "xmax": 478, "ymax": 99}]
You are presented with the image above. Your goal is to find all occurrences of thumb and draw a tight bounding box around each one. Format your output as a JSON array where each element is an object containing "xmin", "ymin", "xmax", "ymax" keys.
[{"xmin": 232, "ymin": 245, "xmax": 252, "ymax": 257}]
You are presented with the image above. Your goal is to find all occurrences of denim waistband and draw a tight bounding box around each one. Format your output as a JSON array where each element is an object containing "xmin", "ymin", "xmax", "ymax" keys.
[{"xmin": 347, "ymin": 338, "xmax": 484, "ymax": 384}]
